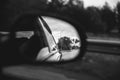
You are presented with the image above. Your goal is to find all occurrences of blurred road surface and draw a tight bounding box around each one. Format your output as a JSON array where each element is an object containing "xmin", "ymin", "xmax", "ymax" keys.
[{"xmin": 2, "ymin": 65, "xmax": 102, "ymax": 80}]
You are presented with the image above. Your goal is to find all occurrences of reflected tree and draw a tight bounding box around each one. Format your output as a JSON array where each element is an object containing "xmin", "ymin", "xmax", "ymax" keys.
[{"xmin": 57, "ymin": 36, "xmax": 72, "ymax": 50}]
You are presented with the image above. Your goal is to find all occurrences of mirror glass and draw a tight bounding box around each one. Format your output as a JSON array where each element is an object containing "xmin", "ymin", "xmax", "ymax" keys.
[{"xmin": 16, "ymin": 16, "xmax": 81, "ymax": 62}]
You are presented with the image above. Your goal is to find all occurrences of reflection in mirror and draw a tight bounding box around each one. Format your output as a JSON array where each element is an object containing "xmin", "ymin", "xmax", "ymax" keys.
[
  {"xmin": 17, "ymin": 16, "xmax": 81, "ymax": 62},
  {"xmin": 35, "ymin": 16, "xmax": 80, "ymax": 62}
]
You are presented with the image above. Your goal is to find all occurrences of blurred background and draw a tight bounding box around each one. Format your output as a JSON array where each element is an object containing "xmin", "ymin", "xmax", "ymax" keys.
[{"xmin": 1, "ymin": 0, "xmax": 120, "ymax": 80}]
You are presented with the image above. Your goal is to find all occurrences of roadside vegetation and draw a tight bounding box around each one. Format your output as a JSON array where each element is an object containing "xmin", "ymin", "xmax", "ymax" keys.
[
  {"xmin": 45, "ymin": 0, "xmax": 120, "ymax": 37},
  {"xmin": 43, "ymin": 1, "xmax": 120, "ymax": 80}
]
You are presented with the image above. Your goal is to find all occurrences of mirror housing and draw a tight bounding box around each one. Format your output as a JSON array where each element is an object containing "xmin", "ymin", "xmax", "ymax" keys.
[
  {"xmin": 9, "ymin": 15, "xmax": 87, "ymax": 64},
  {"xmin": 0, "ymin": 0, "xmax": 87, "ymax": 65}
]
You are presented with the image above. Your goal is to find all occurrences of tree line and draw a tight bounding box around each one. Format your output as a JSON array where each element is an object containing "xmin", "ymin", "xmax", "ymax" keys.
[
  {"xmin": 46, "ymin": 0, "xmax": 120, "ymax": 34},
  {"xmin": 57, "ymin": 36, "xmax": 80, "ymax": 50}
]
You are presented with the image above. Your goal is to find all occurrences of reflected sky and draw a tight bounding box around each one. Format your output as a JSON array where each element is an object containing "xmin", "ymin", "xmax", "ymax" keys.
[{"xmin": 43, "ymin": 16, "xmax": 80, "ymax": 43}]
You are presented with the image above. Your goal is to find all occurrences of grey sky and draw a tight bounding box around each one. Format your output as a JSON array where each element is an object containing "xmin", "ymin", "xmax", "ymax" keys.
[
  {"xmin": 43, "ymin": 16, "xmax": 80, "ymax": 42},
  {"xmin": 83, "ymin": 0, "xmax": 120, "ymax": 9}
]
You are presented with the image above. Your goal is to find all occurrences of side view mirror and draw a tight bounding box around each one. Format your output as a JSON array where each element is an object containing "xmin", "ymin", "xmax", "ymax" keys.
[{"xmin": 9, "ymin": 14, "xmax": 87, "ymax": 63}]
